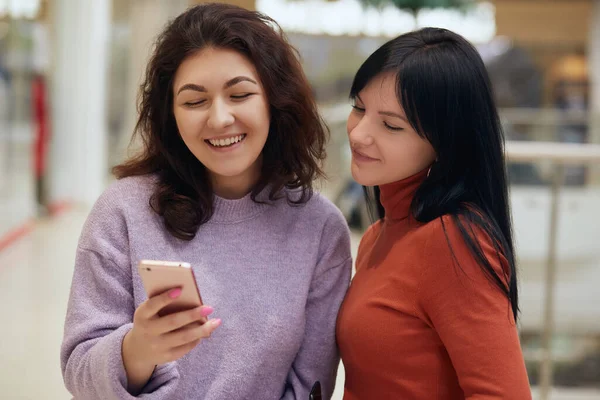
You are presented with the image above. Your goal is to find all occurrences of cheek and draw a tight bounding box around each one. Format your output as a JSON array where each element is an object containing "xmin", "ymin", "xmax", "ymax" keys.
[
  {"xmin": 423, "ymin": 142, "xmax": 437, "ymax": 164},
  {"xmin": 381, "ymin": 136, "xmax": 435, "ymax": 172},
  {"xmin": 174, "ymin": 109, "xmax": 205, "ymax": 139},
  {"xmin": 411, "ymin": 136, "xmax": 436, "ymax": 164},
  {"xmin": 257, "ymin": 99, "xmax": 271, "ymax": 130},
  {"xmin": 238, "ymin": 100, "xmax": 270, "ymax": 132}
]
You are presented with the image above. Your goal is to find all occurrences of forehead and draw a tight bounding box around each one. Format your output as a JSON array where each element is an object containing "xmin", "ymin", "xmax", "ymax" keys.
[
  {"xmin": 173, "ymin": 47, "xmax": 260, "ymax": 88},
  {"xmin": 361, "ymin": 72, "xmax": 401, "ymax": 108}
]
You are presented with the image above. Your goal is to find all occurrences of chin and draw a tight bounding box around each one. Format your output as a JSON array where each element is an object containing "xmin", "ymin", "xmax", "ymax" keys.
[
  {"xmin": 210, "ymin": 165, "xmax": 252, "ymax": 178},
  {"xmin": 351, "ymin": 167, "xmax": 381, "ymax": 187},
  {"xmin": 209, "ymin": 155, "xmax": 262, "ymax": 178}
]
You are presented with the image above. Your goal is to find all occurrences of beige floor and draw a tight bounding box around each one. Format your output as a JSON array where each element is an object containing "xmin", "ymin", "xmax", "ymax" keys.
[
  {"xmin": 0, "ymin": 134, "xmax": 35, "ymax": 240},
  {"xmin": 0, "ymin": 210, "xmax": 78, "ymax": 400}
]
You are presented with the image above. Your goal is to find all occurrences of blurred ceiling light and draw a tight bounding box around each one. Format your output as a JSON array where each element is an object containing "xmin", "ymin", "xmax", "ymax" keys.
[
  {"xmin": 551, "ymin": 55, "xmax": 588, "ymax": 82},
  {"xmin": 0, "ymin": 0, "xmax": 41, "ymax": 19},
  {"xmin": 257, "ymin": 0, "xmax": 495, "ymax": 43}
]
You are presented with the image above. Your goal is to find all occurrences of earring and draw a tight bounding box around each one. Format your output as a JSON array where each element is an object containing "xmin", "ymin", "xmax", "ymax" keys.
[{"xmin": 427, "ymin": 159, "xmax": 437, "ymax": 177}]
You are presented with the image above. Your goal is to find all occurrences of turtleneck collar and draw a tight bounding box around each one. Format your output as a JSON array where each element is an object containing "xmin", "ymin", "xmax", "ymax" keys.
[{"xmin": 379, "ymin": 168, "xmax": 428, "ymax": 222}]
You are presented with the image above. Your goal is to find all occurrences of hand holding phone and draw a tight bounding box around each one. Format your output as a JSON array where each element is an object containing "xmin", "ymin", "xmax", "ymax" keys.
[
  {"xmin": 137, "ymin": 260, "xmax": 204, "ymax": 316},
  {"xmin": 121, "ymin": 260, "xmax": 221, "ymax": 394}
]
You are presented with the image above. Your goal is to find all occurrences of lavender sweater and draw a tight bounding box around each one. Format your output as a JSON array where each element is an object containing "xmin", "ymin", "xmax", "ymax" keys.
[{"xmin": 60, "ymin": 175, "xmax": 352, "ymax": 400}]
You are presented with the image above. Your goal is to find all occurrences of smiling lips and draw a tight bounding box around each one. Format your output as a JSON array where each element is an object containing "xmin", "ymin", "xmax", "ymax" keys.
[
  {"xmin": 352, "ymin": 148, "xmax": 379, "ymax": 162},
  {"xmin": 205, "ymin": 134, "xmax": 247, "ymax": 148}
]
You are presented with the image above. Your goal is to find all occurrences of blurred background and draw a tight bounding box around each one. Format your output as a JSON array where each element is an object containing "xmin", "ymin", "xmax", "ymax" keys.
[{"xmin": 1, "ymin": 0, "xmax": 599, "ymax": 399}]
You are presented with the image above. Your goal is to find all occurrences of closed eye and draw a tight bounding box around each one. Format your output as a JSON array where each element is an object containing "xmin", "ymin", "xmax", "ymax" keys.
[
  {"xmin": 184, "ymin": 100, "xmax": 206, "ymax": 107},
  {"xmin": 231, "ymin": 93, "xmax": 255, "ymax": 100},
  {"xmin": 351, "ymin": 105, "xmax": 365, "ymax": 113},
  {"xmin": 384, "ymin": 122, "xmax": 404, "ymax": 132}
]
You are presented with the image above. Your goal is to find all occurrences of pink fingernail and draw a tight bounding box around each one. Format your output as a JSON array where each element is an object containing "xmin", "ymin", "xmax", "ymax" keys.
[
  {"xmin": 168, "ymin": 288, "xmax": 182, "ymax": 299},
  {"xmin": 200, "ymin": 306, "xmax": 214, "ymax": 317},
  {"xmin": 211, "ymin": 319, "xmax": 222, "ymax": 327}
]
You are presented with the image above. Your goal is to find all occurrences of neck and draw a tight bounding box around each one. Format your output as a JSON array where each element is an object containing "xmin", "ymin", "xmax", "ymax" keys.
[
  {"xmin": 379, "ymin": 168, "xmax": 428, "ymax": 222},
  {"xmin": 211, "ymin": 158, "xmax": 262, "ymax": 199}
]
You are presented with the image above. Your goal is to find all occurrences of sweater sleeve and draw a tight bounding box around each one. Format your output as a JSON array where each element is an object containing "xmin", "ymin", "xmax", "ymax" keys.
[
  {"xmin": 60, "ymin": 185, "xmax": 179, "ymax": 399},
  {"xmin": 281, "ymin": 210, "xmax": 352, "ymax": 400},
  {"xmin": 417, "ymin": 216, "xmax": 531, "ymax": 400}
]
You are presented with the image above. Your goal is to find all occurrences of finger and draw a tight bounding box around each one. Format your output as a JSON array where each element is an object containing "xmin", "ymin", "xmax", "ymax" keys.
[
  {"xmin": 165, "ymin": 339, "xmax": 201, "ymax": 363},
  {"xmin": 154, "ymin": 305, "xmax": 214, "ymax": 335},
  {"xmin": 166, "ymin": 318, "xmax": 222, "ymax": 348},
  {"xmin": 140, "ymin": 288, "xmax": 182, "ymax": 320}
]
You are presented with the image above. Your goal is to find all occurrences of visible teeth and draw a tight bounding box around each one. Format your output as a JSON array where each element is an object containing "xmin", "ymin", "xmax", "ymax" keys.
[{"xmin": 208, "ymin": 134, "xmax": 245, "ymax": 147}]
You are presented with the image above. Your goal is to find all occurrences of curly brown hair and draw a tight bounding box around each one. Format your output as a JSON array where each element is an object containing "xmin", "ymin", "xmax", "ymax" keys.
[{"xmin": 113, "ymin": 3, "xmax": 328, "ymax": 240}]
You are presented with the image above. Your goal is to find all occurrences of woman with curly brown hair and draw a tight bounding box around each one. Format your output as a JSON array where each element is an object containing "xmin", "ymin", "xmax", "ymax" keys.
[{"xmin": 60, "ymin": 4, "xmax": 351, "ymax": 399}]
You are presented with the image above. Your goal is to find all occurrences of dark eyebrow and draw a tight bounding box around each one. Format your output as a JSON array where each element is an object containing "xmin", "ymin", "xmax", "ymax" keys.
[
  {"xmin": 224, "ymin": 76, "xmax": 257, "ymax": 89},
  {"xmin": 177, "ymin": 83, "xmax": 207, "ymax": 95},
  {"xmin": 177, "ymin": 76, "xmax": 257, "ymax": 95}
]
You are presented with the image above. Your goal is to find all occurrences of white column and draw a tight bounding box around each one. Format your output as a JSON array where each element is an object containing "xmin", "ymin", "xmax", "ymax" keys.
[
  {"xmin": 588, "ymin": 1, "xmax": 600, "ymax": 142},
  {"xmin": 588, "ymin": 0, "xmax": 600, "ymax": 185},
  {"xmin": 115, "ymin": 0, "xmax": 188, "ymax": 164},
  {"xmin": 49, "ymin": 0, "xmax": 111, "ymax": 206}
]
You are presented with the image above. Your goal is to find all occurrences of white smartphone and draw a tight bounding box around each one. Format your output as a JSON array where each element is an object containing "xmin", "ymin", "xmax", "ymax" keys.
[{"xmin": 137, "ymin": 260, "xmax": 203, "ymax": 317}]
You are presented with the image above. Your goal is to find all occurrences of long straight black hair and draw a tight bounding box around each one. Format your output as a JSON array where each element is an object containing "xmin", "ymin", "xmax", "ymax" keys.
[{"xmin": 351, "ymin": 28, "xmax": 518, "ymax": 321}]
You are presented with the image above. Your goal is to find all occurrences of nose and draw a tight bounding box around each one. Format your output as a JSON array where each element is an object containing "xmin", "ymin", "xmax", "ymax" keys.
[
  {"xmin": 348, "ymin": 117, "xmax": 374, "ymax": 147},
  {"xmin": 207, "ymin": 99, "xmax": 235, "ymax": 130}
]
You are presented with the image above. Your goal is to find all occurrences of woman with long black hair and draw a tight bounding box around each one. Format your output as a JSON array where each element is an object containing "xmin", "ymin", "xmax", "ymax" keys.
[{"xmin": 336, "ymin": 28, "xmax": 531, "ymax": 399}]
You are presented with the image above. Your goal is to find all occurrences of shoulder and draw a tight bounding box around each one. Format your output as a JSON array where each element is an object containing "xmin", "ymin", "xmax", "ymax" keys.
[
  {"xmin": 284, "ymin": 189, "xmax": 351, "ymax": 264},
  {"xmin": 98, "ymin": 174, "xmax": 157, "ymax": 208},
  {"xmin": 416, "ymin": 213, "xmax": 509, "ymax": 284},
  {"xmin": 418, "ymin": 214, "xmax": 498, "ymax": 257},
  {"xmin": 78, "ymin": 174, "xmax": 158, "ymax": 252},
  {"xmin": 90, "ymin": 174, "xmax": 158, "ymax": 220},
  {"xmin": 357, "ymin": 219, "xmax": 382, "ymax": 250},
  {"xmin": 307, "ymin": 191, "xmax": 350, "ymax": 243},
  {"xmin": 282, "ymin": 188, "xmax": 348, "ymax": 228}
]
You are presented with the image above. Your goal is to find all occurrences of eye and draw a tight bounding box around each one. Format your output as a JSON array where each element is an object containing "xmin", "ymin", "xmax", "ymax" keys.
[
  {"xmin": 184, "ymin": 100, "xmax": 206, "ymax": 107},
  {"xmin": 384, "ymin": 122, "xmax": 404, "ymax": 132},
  {"xmin": 351, "ymin": 104, "xmax": 365, "ymax": 113},
  {"xmin": 231, "ymin": 93, "xmax": 255, "ymax": 100}
]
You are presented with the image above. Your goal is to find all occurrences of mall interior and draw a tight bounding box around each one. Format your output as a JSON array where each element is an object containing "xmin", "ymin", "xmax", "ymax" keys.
[{"xmin": 1, "ymin": 0, "xmax": 600, "ymax": 399}]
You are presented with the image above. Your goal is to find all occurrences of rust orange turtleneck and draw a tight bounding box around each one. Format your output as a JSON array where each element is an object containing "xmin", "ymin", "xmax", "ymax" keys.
[{"xmin": 336, "ymin": 169, "xmax": 531, "ymax": 400}]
